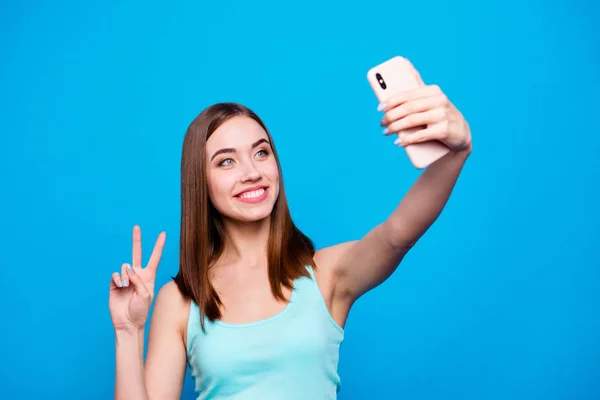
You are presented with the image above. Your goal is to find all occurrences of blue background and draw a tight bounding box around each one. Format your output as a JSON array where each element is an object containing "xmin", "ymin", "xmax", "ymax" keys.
[{"xmin": 1, "ymin": 0, "xmax": 599, "ymax": 399}]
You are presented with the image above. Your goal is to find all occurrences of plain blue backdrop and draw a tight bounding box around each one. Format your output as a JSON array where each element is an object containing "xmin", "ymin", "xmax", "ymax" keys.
[{"xmin": 1, "ymin": 0, "xmax": 599, "ymax": 399}]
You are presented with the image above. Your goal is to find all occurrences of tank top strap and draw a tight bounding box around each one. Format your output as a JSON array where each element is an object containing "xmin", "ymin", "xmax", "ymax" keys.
[
  {"xmin": 290, "ymin": 264, "xmax": 319, "ymax": 300},
  {"xmin": 292, "ymin": 265, "xmax": 344, "ymax": 335},
  {"xmin": 306, "ymin": 264, "xmax": 317, "ymax": 280},
  {"xmin": 292, "ymin": 264, "xmax": 323, "ymax": 299},
  {"xmin": 185, "ymin": 264, "xmax": 344, "ymax": 399}
]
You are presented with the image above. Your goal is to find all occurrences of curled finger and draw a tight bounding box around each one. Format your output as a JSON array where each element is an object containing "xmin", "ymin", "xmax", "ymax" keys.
[
  {"xmin": 111, "ymin": 272, "xmax": 123, "ymax": 288},
  {"xmin": 381, "ymin": 94, "xmax": 448, "ymax": 126},
  {"xmin": 384, "ymin": 107, "xmax": 446, "ymax": 135},
  {"xmin": 121, "ymin": 263, "xmax": 130, "ymax": 288},
  {"xmin": 395, "ymin": 122, "xmax": 447, "ymax": 146},
  {"xmin": 380, "ymin": 85, "xmax": 442, "ymax": 112}
]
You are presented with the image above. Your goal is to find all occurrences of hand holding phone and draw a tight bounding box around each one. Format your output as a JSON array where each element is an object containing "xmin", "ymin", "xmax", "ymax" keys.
[{"xmin": 367, "ymin": 56, "xmax": 451, "ymax": 169}]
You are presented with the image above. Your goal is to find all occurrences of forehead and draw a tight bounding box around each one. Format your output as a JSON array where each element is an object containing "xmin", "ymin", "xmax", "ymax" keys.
[{"xmin": 206, "ymin": 116, "xmax": 269, "ymax": 153}]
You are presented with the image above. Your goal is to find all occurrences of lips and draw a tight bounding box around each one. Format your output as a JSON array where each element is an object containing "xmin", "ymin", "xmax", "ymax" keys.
[
  {"xmin": 234, "ymin": 185, "xmax": 269, "ymax": 204},
  {"xmin": 234, "ymin": 186, "xmax": 268, "ymax": 198}
]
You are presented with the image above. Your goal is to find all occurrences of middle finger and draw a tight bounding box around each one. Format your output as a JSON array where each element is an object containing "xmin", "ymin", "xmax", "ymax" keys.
[{"xmin": 381, "ymin": 94, "xmax": 447, "ymax": 126}]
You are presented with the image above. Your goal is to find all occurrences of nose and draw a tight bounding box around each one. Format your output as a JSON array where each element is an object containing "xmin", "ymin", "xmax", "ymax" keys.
[{"xmin": 240, "ymin": 160, "xmax": 262, "ymax": 182}]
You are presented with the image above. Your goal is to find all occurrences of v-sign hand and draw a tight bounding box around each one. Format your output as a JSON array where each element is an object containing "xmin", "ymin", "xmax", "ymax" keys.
[{"xmin": 109, "ymin": 225, "xmax": 166, "ymax": 333}]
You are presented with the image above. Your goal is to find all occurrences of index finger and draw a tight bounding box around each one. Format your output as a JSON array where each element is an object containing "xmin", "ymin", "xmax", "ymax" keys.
[
  {"xmin": 132, "ymin": 225, "xmax": 142, "ymax": 268},
  {"xmin": 381, "ymin": 85, "xmax": 441, "ymax": 112}
]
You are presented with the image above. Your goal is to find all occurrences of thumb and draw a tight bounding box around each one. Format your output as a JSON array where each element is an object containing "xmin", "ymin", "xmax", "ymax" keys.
[{"xmin": 124, "ymin": 264, "xmax": 151, "ymax": 299}]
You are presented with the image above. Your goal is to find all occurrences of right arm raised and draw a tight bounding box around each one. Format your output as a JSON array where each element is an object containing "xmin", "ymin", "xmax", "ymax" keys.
[
  {"xmin": 110, "ymin": 227, "xmax": 189, "ymax": 400},
  {"xmin": 114, "ymin": 280, "xmax": 188, "ymax": 400}
]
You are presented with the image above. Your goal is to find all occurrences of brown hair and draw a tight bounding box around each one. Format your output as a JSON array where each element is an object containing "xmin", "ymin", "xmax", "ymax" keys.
[{"xmin": 174, "ymin": 102, "xmax": 316, "ymax": 330}]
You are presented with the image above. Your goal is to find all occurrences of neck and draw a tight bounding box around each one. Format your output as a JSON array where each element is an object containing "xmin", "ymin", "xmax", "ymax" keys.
[{"xmin": 220, "ymin": 216, "xmax": 271, "ymax": 267}]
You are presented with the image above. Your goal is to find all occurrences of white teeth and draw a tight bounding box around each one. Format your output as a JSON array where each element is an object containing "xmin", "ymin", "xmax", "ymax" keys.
[{"xmin": 239, "ymin": 189, "xmax": 265, "ymax": 199}]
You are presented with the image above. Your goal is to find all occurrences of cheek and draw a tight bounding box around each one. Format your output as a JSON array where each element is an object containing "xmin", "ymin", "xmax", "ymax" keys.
[
  {"xmin": 207, "ymin": 172, "xmax": 234, "ymax": 203},
  {"xmin": 264, "ymin": 161, "xmax": 280, "ymax": 184}
]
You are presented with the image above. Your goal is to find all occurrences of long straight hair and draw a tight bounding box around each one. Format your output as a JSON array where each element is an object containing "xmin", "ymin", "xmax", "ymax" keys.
[{"xmin": 174, "ymin": 102, "xmax": 316, "ymax": 330}]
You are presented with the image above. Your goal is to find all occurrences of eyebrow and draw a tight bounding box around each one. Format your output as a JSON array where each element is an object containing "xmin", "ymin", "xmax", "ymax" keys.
[{"xmin": 210, "ymin": 138, "xmax": 271, "ymax": 161}]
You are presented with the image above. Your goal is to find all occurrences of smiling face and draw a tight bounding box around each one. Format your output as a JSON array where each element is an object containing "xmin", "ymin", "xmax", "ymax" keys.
[{"xmin": 205, "ymin": 116, "xmax": 280, "ymax": 223}]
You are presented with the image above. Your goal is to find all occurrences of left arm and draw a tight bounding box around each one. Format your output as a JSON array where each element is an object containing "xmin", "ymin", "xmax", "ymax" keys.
[{"xmin": 327, "ymin": 60, "xmax": 473, "ymax": 307}]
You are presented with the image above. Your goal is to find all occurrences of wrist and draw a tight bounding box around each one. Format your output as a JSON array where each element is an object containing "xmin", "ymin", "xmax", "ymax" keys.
[
  {"xmin": 452, "ymin": 142, "xmax": 472, "ymax": 158},
  {"xmin": 464, "ymin": 142, "xmax": 473, "ymax": 154},
  {"xmin": 115, "ymin": 327, "xmax": 144, "ymax": 343}
]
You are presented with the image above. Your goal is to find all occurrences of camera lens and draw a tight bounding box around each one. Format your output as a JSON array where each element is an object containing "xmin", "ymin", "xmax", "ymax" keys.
[{"xmin": 376, "ymin": 73, "xmax": 387, "ymax": 90}]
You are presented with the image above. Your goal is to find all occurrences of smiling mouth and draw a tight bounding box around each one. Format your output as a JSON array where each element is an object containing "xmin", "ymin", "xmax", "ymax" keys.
[
  {"xmin": 236, "ymin": 188, "xmax": 266, "ymax": 199},
  {"xmin": 233, "ymin": 185, "xmax": 270, "ymax": 204}
]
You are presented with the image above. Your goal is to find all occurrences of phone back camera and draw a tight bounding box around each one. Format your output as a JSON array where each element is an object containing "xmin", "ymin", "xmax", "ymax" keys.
[{"xmin": 376, "ymin": 73, "xmax": 387, "ymax": 90}]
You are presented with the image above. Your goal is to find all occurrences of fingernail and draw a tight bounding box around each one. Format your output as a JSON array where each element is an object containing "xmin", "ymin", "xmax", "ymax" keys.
[
  {"xmin": 377, "ymin": 104, "xmax": 386, "ymax": 112},
  {"xmin": 117, "ymin": 280, "xmax": 123, "ymax": 288},
  {"xmin": 123, "ymin": 279, "xmax": 129, "ymax": 287},
  {"xmin": 394, "ymin": 137, "xmax": 403, "ymax": 145},
  {"xmin": 127, "ymin": 264, "xmax": 134, "ymax": 274},
  {"xmin": 382, "ymin": 128, "xmax": 389, "ymax": 135}
]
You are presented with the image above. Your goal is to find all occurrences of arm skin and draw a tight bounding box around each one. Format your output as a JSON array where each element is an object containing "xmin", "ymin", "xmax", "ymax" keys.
[
  {"xmin": 335, "ymin": 146, "xmax": 470, "ymax": 300},
  {"xmin": 114, "ymin": 281, "xmax": 189, "ymax": 400},
  {"xmin": 316, "ymin": 69, "xmax": 473, "ymax": 324}
]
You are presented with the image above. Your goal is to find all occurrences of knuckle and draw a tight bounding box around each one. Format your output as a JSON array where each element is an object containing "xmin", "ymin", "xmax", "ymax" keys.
[
  {"xmin": 440, "ymin": 120, "xmax": 450, "ymax": 133},
  {"xmin": 417, "ymin": 98, "xmax": 429, "ymax": 110},
  {"xmin": 437, "ymin": 107, "xmax": 449, "ymax": 120},
  {"xmin": 435, "ymin": 93, "xmax": 448, "ymax": 106}
]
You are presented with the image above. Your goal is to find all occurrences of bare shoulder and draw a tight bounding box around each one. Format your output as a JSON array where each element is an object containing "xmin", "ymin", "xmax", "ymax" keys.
[
  {"xmin": 155, "ymin": 280, "xmax": 188, "ymax": 307},
  {"xmin": 152, "ymin": 280, "xmax": 191, "ymax": 339}
]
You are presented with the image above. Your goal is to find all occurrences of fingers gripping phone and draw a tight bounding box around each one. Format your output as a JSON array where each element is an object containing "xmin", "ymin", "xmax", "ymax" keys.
[{"xmin": 367, "ymin": 56, "xmax": 450, "ymax": 169}]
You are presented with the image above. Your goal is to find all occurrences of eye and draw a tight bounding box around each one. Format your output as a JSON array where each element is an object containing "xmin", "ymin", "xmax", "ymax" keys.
[
  {"xmin": 218, "ymin": 158, "xmax": 234, "ymax": 167},
  {"xmin": 255, "ymin": 149, "xmax": 269, "ymax": 158}
]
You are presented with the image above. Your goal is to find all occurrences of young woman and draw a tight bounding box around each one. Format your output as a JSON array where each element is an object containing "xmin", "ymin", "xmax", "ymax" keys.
[{"xmin": 108, "ymin": 60, "xmax": 472, "ymax": 399}]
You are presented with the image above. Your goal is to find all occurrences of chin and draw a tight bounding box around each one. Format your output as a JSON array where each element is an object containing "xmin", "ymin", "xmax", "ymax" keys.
[
  {"xmin": 228, "ymin": 204, "xmax": 274, "ymax": 223},
  {"xmin": 236, "ymin": 211, "xmax": 272, "ymax": 223}
]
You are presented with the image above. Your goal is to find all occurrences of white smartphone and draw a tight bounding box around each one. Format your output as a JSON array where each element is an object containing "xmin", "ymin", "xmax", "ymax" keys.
[{"xmin": 367, "ymin": 56, "xmax": 450, "ymax": 169}]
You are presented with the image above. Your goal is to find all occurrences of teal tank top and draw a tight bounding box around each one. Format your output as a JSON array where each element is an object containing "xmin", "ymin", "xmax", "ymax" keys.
[{"xmin": 186, "ymin": 265, "xmax": 344, "ymax": 399}]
